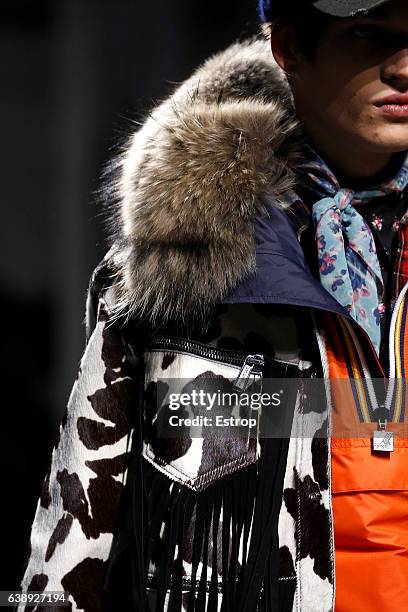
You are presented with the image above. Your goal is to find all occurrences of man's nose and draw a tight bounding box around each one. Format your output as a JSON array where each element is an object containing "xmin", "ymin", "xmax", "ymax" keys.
[{"xmin": 382, "ymin": 48, "xmax": 408, "ymax": 91}]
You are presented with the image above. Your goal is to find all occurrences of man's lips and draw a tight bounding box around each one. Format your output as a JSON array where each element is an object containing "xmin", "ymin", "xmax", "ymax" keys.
[
  {"xmin": 374, "ymin": 93, "xmax": 408, "ymax": 117},
  {"xmin": 375, "ymin": 93, "xmax": 408, "ymax": 106}
]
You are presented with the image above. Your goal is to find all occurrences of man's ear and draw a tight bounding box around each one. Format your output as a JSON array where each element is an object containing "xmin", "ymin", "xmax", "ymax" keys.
[{"xmin": 270, "ymin": 20, "xmax": 302, "ymax": 74}]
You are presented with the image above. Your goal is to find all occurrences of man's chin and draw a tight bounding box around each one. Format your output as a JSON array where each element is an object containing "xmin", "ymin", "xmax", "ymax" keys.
[
  {"xmin": 368, "ymin": 127, "xmax": 408, "ymax": 154},
  {"xmin": 364, "ymin": 139, "xmax": 408, "ymax": 156}
]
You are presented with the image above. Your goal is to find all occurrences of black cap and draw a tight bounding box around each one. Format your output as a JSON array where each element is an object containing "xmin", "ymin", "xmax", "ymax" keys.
[
  {"xmin": 313, "ymin": 0, "xmax": 390, "ymax": 17},
  {"xmin": 259, "ymin": 0, "xmax": 391, "ymax": 21}
]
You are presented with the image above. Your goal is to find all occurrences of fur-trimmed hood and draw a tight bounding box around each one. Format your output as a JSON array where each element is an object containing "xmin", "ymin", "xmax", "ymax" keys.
[{"xmin": 103, "ymin": 36, "xmax": 305, "ymax": 328}]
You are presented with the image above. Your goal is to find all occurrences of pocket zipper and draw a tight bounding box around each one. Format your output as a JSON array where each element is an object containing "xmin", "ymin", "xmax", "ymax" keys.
[
  {"xmin": 233, "ymin": 354, "xmax": 265, "ymax": 392},
  {"xmin": 148, "ymin": 336, "xmax": 267, "ymax": 392}
]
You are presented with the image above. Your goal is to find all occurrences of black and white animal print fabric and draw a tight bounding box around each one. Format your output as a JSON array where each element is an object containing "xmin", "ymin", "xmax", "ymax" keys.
[{"xmin": 18, "ymin": 293, "xmax": 136, "ymax": 612}]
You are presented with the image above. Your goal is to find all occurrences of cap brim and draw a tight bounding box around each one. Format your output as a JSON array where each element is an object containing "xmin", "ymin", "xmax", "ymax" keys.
[{"xmin": 312, "ymin": 0, "xmax": 391, "ymax": 18}]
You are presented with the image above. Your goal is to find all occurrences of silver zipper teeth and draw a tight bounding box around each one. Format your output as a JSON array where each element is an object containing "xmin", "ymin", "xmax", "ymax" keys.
[
  {"xmin": 383, "ymin": 280, "xmax": 408, "ymax": 415},
  {"xmin": 343, "ymin": 280, "xmax": 408, "ymax": 418},
  {"xmin": 149, "ymin": 336, "xmax": 269, "ymax": 370},
  {"xmin": 342, "ymin": 318, "xmax": 379, "ymax": 416}
]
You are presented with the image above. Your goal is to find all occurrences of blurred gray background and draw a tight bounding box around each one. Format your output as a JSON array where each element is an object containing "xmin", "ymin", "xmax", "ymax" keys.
[{"xmin": 1, "ymin": 0, "xmax": 261, "ymax": 591}]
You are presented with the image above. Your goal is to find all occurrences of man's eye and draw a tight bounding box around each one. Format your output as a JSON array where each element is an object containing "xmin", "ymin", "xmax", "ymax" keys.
[{"xmin": 351, "ymin": 24, "xmax": 378, "ymax": 39}]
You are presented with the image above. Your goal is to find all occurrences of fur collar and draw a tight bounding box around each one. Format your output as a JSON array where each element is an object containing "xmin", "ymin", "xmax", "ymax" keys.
[{"xmin": 103, "ymin": 37, "xmax": 301, "ymax": 327}]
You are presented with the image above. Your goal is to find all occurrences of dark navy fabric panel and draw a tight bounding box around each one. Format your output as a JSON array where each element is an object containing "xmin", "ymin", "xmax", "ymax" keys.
[{"xmin": 222, "ymin": 204, "xmax": 350, "ymax": 318}]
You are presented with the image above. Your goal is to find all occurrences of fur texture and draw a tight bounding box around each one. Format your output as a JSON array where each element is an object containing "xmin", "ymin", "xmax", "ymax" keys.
[{"xmin": 104, "ymin": 37, "xmax": 301, "ymax": 327}]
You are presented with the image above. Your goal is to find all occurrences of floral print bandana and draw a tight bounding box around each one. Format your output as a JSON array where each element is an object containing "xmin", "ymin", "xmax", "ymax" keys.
[{"xmin": 296, "ymin": 145, "xmax": 408, "ymax": 355}]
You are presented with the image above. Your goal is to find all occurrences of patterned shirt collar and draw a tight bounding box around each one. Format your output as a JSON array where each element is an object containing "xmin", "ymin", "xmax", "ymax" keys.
[{"xmin": 284, "ymin": 151, "xmax": 408, "ymax": 236}]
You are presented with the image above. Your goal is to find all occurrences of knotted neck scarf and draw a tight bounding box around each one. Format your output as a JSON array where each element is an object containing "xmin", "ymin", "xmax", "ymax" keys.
[{"xmin": 295, "ymin": 145, "xmax": 408, "ymax": 355}]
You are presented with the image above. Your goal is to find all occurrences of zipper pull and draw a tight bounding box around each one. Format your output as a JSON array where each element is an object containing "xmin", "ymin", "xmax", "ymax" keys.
[
  {"xmin": 233, "ymin": 354, "xmax": 265, "ymax": 392},
  {"xmin": 373, "ymin": 418, "xmax": 394, "ymax": 452}
]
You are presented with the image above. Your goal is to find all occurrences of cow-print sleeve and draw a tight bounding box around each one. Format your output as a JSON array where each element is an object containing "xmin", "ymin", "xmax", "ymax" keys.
[{"xmin": 18, "ymin": 287, "xmax": 139, "ymax": 612}]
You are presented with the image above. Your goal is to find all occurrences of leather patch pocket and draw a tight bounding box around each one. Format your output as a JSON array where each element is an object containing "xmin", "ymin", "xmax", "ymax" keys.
[{"xmin": 141, "ymin": 336, "xmax": 267, "ymax": 492}]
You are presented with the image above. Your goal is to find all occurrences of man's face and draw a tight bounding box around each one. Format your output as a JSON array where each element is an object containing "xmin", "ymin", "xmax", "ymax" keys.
[{"xmin": 291, "ymin": 0, "xmax": 408, "ymax": 157}]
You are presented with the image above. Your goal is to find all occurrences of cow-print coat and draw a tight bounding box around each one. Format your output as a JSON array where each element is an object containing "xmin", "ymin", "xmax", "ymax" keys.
[{"xmin": 19, "ymin": 36, "xmax": 347, "ymax": 612}]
